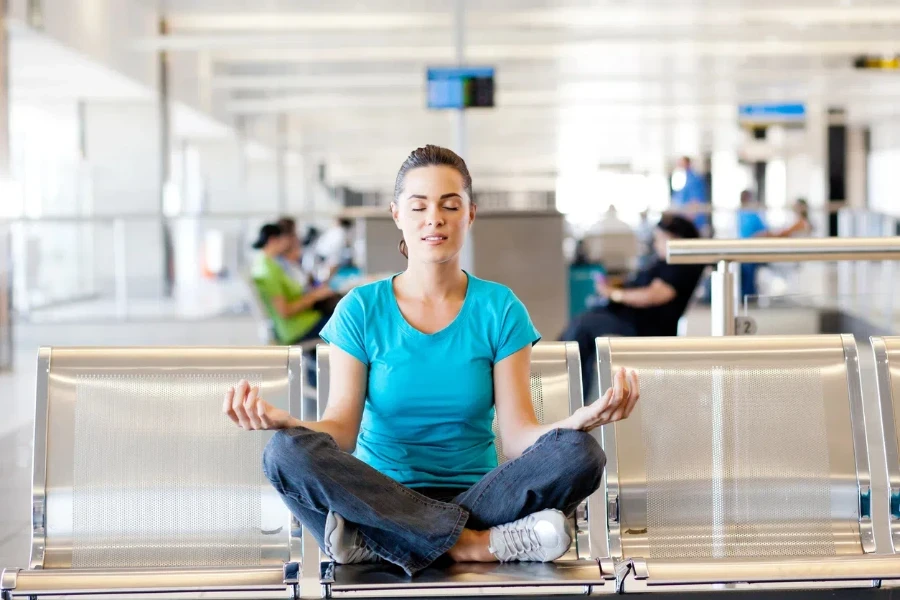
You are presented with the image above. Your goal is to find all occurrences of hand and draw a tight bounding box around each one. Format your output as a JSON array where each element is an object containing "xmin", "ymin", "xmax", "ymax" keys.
[
  {"xmin": 566, "ymin": 367, "xmax": 640, "ymax": 431},
  {"xmin": 311, "ymin": 286, "xmax": 337, "ymax": 301},
  {"xmin": 594, "ymin": 280, "xmax": 612, "ymax": 297},
  {"xmin": 223, "ymin": 380, "xmax": 293, "ymax": 430}
]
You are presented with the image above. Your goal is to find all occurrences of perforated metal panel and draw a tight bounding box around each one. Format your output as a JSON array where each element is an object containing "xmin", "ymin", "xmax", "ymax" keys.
[
  {"xmin": 71, "ymin": 374, "xmax": 267, "ymax": 568},
  {"xmin": 37, "ymin": 347, "xmax": 298, "ymax": 570},
  {"xmin": 641, "ymin": 366, "xmax": 835, "ymax": 558},
  {"xmin": 493, "ymin": 372, "xmax": 547, "ymax": 464},
  {"xmin": 600, "ymin": 335, "xmax": 868, "ymax": 562}
]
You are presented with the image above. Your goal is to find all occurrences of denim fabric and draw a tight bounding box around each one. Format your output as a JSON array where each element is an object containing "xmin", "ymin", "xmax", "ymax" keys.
[{"xmin": 263, "ymin": 426, "xmax": 606, "ymax": 576}]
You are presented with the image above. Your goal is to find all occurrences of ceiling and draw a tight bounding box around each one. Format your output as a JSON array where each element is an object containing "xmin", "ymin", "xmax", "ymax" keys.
[{"xmin": 129, "ymin": 0, "xmax": 900, "ymax": 189}]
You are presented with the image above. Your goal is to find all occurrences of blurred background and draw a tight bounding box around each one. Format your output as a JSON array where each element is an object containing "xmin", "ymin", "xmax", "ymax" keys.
[{"xmin": 3, "ymin": 0, "xmax": 900, "ymax": 569}]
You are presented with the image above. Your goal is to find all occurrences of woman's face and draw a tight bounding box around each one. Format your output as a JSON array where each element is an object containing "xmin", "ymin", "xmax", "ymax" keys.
[{"xmin": 391, "ymin": 165, "xmax": 476, "ymax": 265}]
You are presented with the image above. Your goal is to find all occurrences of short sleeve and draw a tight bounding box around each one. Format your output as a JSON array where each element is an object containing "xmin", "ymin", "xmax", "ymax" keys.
[
  {"xmin": 495, "ymin": 291, "xmax": 542, "ymax": 364},
  {"xmin": 319, "ymin": 290, "xmax": 369, "ymax": 365}
]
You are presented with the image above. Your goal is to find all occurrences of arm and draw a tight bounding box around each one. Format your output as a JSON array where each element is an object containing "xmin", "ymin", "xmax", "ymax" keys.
[
  {"xmin": 271, "ymin": 286, "xmax": 334, "ymax": 318},
  {"xmin": 493, "ymin": 346, "xmax": 640, "ymax": 460},
  {"xmin": 600, "ymin": 278, "xmax": 676, "ymax": 308},
  {"xmin": 223, "ymin": 345, "xmax": 366, "ymax": 452}
]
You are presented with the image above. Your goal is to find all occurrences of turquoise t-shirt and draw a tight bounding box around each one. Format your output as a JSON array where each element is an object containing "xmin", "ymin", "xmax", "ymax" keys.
[{"xmin": 319, "ymin": 272, "xmax": 541, "ymax": 488}]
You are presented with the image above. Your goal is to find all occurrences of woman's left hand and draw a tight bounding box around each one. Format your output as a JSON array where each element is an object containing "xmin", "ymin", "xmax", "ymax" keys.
[{"xmin": 566, "ymin": 367, "xmax": 640, "ymax": 431}]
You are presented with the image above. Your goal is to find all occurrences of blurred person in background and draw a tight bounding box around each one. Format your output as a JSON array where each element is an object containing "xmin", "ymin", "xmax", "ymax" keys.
[
  {"xmin": 737, "ymin": 192, "xmax": 812, "ymax": 299},
  {"xmin": 670, "ymin": 156, "xmax": 711, "ymax": 236},
  {"xmin": 252, "ymin": 223, "xmax": 336, "ymax": 345},
  {"xmin": 314, "ymin": 217, "xmax": 356, "ymax": 280},
  {"xmin": 635, "ymin": 209, "xmax": 656, "ymax": 269},
  {"xmin": 560, "ymin": 214, "xmax": 706, "ymax": 394}
]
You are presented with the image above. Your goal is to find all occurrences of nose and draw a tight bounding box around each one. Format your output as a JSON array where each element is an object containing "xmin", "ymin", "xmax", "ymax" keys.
[{"xmin": 426, "ymin": 207, "xmax": 444, "ymax": 227}]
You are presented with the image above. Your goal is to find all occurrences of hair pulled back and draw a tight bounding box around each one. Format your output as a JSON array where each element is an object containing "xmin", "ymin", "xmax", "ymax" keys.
[{"xmin": 394, "ymin": 145, "xmax": 473, "ymax": 258}]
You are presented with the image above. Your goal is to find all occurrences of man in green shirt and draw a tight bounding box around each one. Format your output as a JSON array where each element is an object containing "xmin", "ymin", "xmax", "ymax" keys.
[{"xmin": 251, "ymin": 224, "xmax": 336, "ymax": 344}]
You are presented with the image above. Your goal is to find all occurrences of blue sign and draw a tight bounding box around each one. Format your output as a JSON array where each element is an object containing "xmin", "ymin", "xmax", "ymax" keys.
[
  {"xmin": 427, "ymin": 66, "xmax": 495, "ymax": 110},
  {"xmin": 738, "ymin": 103, "xmax": 806, "ymax": 122}
]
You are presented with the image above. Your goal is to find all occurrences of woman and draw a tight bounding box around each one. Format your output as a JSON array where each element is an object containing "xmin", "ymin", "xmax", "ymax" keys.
[
  {"xmin": 226, "ymin": 145, "xmax": 640, "ymax": 576},
  {"xmin": 251, "ymin": 223, "xmax": 336, "ymax": 344}
]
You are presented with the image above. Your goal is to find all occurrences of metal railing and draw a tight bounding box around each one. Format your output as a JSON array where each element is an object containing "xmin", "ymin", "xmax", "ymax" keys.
[{"xmin": 668, "ymin": 237, "xmax": 900, "ymax": 336}]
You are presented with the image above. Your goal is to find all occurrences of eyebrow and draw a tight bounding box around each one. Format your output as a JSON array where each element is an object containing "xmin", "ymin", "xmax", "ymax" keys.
[{"xmin": 406, "ymin": 193, "xmax": 463, "ymax": 200}]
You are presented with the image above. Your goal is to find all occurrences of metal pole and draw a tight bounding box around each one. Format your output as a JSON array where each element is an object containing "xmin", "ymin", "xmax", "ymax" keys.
[
  {"xmin": 453, "ymin": 0, "xmax": 475, "ymax": 273},
  {"xmin": 0, "ymin": 0, "xmax": 12, "ymax": 370},
  {"xmin": 452, "ymin": 0, "xmax": 466, "ymax": 159},
  {"xmin": 276, "ymin": 113, "xmax": 288, "ymax": 215},
  {"xmin": 113, "ymin": 219, "xmax": 128, "ymax": 320},
  {"xmin": 159, "ymin": 16, "xmax": 174, "ymax": 298},
  {"xmin": 711, "ymin": 260, "xmax": 735, "ymax": 336}
]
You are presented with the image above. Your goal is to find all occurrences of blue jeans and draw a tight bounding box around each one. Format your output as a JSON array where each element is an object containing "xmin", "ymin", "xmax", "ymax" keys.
[{"xmin": 262, "ymin": 426, "xmax": 606, "ymax": 576}]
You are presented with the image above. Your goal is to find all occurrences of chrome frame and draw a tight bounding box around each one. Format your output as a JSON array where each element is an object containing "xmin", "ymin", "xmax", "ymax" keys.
[
  {"xmin": 841, "ymin": 334, "xmax": 876, "ymax": 553},
  {"xmin": 30, "ymin": 348, "xmax": 51, "ymax": 570},
  {"xmin": 872, "ymin": 336, "xmax": 900, "ymax": 553},
  {"xmin": 287, "ymin": 346, "xmax": 305, "ymax": 569},
  {"xmin": 316, "ymin": 344, "xmax": 331, "ymax": 421},
  {"xmin": 594, "ymin": 338, "xmax": 620, "ymax": 560}
]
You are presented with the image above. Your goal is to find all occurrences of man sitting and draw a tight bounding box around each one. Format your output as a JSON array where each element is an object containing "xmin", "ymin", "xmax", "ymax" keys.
[{"xmin": 559, "ymin": 213, "xmax": 706, "ymax": 394}]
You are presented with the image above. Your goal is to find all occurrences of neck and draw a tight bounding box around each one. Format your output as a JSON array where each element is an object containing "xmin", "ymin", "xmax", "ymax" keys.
[
  {"xmin": 399, "ymin": 258, "xmax": 466, "ymax": 300},
  {"xmin": 263, "ymin": 246, "xmax": 281, "ymax": 259}
]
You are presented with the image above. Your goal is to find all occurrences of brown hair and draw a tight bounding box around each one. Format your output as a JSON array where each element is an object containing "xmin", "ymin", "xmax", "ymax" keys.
[{"xmin": 394, "ymin": 145, "xmax": 473, "ymax": 258}]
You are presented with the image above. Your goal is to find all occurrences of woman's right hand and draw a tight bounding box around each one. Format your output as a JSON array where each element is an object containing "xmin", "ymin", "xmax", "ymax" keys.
[{"xmin": 223, "ymin": 380, "xmax": 294, "ymax": 430}]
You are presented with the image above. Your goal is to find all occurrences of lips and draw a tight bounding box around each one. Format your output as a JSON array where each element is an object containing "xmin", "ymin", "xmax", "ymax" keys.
[{"xmin": 421, "ymin": 235, "xmax": 448, "ymax": 242}]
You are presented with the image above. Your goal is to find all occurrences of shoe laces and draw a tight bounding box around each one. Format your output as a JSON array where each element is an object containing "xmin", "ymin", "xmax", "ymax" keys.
[{"xmin": 497, "ymin": 516, "xmax": 543, "ymax": 557}]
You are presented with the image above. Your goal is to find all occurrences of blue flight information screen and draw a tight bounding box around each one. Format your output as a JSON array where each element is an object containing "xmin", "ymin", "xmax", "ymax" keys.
[{"xmin": 427, "ymin": 66, "xmax": 495, "ymax": 110}]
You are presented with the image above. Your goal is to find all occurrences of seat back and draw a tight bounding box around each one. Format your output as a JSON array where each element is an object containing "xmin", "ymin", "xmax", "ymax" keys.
[
  {"xmin": 31, "ymin": 347, "xmax": 302, "ymax": 571},
  {"xmin": 243, "ymin": 273, "xmax": 276, "ymax": 344},
  {"xmin": 871, "ymin": 336, "xmax": 900, "ymax": 553},
  {"xmin": 315, "ymin": 342, "xmax": 583, "ymax": 464},
  {"xmin": 598, "ymin": 334, "xmax": 874, "ymax": 562},
  {"xmin": 491, "ymin": 343, "xmax": 583, "ymax": 463}
]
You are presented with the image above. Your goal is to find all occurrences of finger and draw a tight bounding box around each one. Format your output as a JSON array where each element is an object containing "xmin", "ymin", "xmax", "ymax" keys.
[
  {"xmin": 592, "ymin": 387, "xmax": 614, "ymax": 413},
  {"xmin": 245, "ymin": 386, "xmax": 262, "ymax": 430},
  {"xmin": 223, "ymin": 387, "xmax": 239, "ymax": 424},
  {"xmin": 232, "ymin": 380, "xmax": 251, "ymax": 429},
  {"xmin": 623, "ymin": 370, "xmax": 641, "ymax": 418},
  {"xmin": 614, "ymin": 367, "xmax": 627, "ymax": 405},
  {"xmin": 257, "ymin": 398, "xmax": 272, "ymax": 429}
]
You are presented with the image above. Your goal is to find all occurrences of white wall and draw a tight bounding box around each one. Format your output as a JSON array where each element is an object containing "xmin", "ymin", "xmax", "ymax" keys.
[{"xmin": 868, "ymin": 120, "xmax": 900, "ymax": 217}]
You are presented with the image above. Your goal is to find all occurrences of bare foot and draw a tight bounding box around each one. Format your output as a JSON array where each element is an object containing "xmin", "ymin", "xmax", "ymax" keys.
[{"xmin": 447, "ymin": 529, "xmax": 495, "ymax": 563}]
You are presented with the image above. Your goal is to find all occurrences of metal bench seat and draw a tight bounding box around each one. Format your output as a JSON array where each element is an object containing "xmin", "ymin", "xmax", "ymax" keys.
[
  {"xmin": 313, "ymin": 342, "xmax": 617, "ymax": 597},
  {"xmin": 1, "ymin": 347, "xmax": 306, "ymax": 600},
  {"xmin": 597, "ymin": 334, "xmax": 881, "ymax": 592}
]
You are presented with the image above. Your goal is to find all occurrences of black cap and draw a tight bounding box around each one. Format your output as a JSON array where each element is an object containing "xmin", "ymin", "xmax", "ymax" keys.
[
  {"xmin": 252, "ymin": 223, "xmax": 284, "ymax": 249},
  {"xmin": 656, "ymin": 213, "xmax": 700, "ymax": 239}
]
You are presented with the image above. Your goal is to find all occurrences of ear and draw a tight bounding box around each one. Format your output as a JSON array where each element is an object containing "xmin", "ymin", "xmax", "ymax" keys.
[
  {"xmin": 390, "ymin": 201, "xmax": 402, "ymax": 230},
  {"xmin": 468, "ymin": 202, "xmax": 477, "ymax": 227}
]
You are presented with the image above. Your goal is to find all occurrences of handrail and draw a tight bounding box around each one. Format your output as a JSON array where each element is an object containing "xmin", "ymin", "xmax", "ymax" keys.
[{"xmin": 668, "ymin": 237, "xmax": 900, "ymax": 264}]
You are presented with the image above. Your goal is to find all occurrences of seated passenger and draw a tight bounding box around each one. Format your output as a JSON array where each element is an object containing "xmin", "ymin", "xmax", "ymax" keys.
[
  {"xmin": 737, "ymin": 192, "xmax": 811, "ymax": 299},
  {"xmin": 559, "ymin": 213, "xmax": 705, "ymax": 394},
  {"xmin": 251, "ymin": 223, "xmax": 336, "ymax": 344},
  {"xmin": 225, "ymin": 145, "xmax": 640, "ymax": 576}
]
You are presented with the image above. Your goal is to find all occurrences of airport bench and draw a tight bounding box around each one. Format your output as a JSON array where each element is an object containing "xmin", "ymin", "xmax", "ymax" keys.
[
  {"xmin": 313, "ymin": 341, "xmax": 617, "ymax": 596},
  {"xmin": 597, "ymin": 334, "xmax": 887, "ymax": 592},
  {"xmin": 0, "ymin": 347, "xmax": 306, "ymax": 599}
]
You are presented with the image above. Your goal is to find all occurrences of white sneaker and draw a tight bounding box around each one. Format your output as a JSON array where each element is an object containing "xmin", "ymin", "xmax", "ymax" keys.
[
  {"xmin": 488, "ymin": 509, "xmax": 572, "ymax": 563},
  {"xmin": 323, "ymin": 512, "xmax": 381, "ymax": 564}
]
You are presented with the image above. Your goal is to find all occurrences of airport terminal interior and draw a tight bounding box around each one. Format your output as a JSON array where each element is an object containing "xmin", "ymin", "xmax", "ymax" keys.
[{"xmin": 5, "ymin": 0, "xmax": 900, "ymax": 598}]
